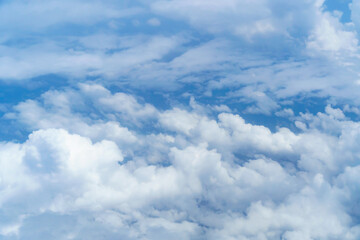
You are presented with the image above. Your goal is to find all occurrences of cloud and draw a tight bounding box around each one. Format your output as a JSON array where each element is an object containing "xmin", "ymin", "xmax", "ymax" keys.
[
  {"xmin": 307, "ymin": 11, "xmax": 358, "ymax": 52},
  {"xmin": 2, "ymin": 85, "xmax": 360, "ymax": 238},
  {"xmin": 275, "ymin": 108, "xmax": 295, "ymax": 118},
  {"xmin": 0, "ymin": 35, "xmax": 183, "ymax": 81},
  {"xmin": 0, "ymin": 0, "xmax": 142, "ymax": 33},
  {"xmin": 0, "ymin": 0, "xmax": 358, "ymax": 117},
  {"xmin": 151, "ymin": 0, "xmax": 323, "ymax": 40},
  {"xmin": 2, "ymin": 0, "xmax": 360, "ymax": 238}
]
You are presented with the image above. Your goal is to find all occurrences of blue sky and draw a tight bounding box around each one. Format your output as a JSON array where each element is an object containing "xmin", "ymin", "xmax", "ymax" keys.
[{"xmin": 2, "ymin": 0, "xmax": 360, "ymax": 239}]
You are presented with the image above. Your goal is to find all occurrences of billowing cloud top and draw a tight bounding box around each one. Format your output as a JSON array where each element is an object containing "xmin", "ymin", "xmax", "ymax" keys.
[{"xmin": 1, "ymin": 0, "xmax": 360, "ymax": 239}]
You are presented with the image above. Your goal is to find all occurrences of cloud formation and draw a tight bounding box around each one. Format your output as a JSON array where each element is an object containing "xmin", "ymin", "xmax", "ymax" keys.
[
  {"xmin": 1, "ymin": 0, "xmax": 360, "ymax": 239},
  {"xmin": 1, "ymin": 85, "xmax": 360, "ymax": 239}
]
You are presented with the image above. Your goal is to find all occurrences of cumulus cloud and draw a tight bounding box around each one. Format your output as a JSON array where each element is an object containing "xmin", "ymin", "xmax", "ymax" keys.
[
  {"xmin": 307, "ymin": 11, "xmax": 358, "ymax": 52},
  {"xmin": 2, "ymin": 0, "xmax": 360, "ymax": 239},
  {"xmin": 2, "ymin": 85, "xmax": 360, "ymax": 238}
]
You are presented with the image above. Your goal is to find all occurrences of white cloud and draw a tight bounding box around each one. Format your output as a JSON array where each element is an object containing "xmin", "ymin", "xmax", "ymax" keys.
[
  {"xmin": 0, "ymin": 35, "xmax": 183, "ymax": 81},
  {"xmin": 0, "ymin": 0, "xmax": 142, "ymax": 32},
  {"xmin": 275, "ymin": 108, "xmax": 295, "ymax": 118},
  {"xmin": 151, "ymin": 0, "xmax": 323, "ymax": 40},
  {"xmin": 307, "ymin": 11, "xmax": 358, "ymax": 52},
  {"xmin": 4, "ymin": 86, "xmax": 360, "ymax": 238},
  {"xmin": 2, "ymin": 0, "xmax": 360, "ymax": 238}
]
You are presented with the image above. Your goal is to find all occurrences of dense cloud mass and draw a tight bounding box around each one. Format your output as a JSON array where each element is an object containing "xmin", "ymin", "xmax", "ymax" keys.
[
  {"xmin": 1, "ymin": 0, "xmax": 360, "ymax": 239},
  {"xmin": 1, "ymin": 84, "xmax": 360, "ymax": 239}
]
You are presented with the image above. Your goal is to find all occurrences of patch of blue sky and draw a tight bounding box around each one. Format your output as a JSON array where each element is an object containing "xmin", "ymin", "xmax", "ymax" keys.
[{"xmin": 325, "ymin": 0, "xmax": 352, "ymax": 22}]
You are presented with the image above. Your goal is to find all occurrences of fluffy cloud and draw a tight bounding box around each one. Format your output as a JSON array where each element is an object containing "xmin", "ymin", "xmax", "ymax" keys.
[
  {"xmin": 2, "ymin": 85, "xmax": 360, "ymax": 238},
  {"xmin": 2, "ymin": 0, "xmax": 360, "ymax": 239},
  {"xmin": 0, "ymin": 0, "xmax": 358, "ymax": 117},
  {"xmin": 307, "ymin": 11, "xmax": 358, "ymax": 52}
]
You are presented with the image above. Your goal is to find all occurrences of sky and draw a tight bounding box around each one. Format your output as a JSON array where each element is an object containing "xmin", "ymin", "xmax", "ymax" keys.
[{"xmin": 2, "ymin": 0, "xmax": 360, "ymax": 239}]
